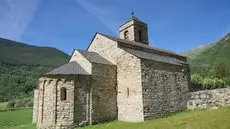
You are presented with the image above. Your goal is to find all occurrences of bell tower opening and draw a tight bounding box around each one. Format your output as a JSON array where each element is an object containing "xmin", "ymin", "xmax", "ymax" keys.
[
  {"xmin": 138, "ymin": 29, "xmax": 142, "ymax": 42},
  {"xmin": 124, "ymin": 30, "xmax": 129, "ymax": 40},
  {"xmin": 119, "ymin": 14, "xmax": 149, "ymax": 45}
]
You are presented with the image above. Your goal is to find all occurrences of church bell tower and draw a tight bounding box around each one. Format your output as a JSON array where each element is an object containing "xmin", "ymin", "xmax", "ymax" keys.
[{"xmin": 119, "ymin": 13, "xmax": 149, "ymax": 45}]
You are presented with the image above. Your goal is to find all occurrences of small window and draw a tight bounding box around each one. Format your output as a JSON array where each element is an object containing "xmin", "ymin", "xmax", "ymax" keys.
[
  {"xmin": 138, "ymin": 30, "xmax": 142, "ymax": 42},
  {"xmin": 175, "ymin": 73, "xmax": 177, "ymax": 84},
  {"xmin": 124, "ymin": 30, "xmax": 129, "ymax": 40},
  {"xmin": 127, "ymin": 88, "xmax": 130, "ymax": 97},
  {"xmin": 60, "ymin": 87, "xmax": 67, "ymax": 101}
]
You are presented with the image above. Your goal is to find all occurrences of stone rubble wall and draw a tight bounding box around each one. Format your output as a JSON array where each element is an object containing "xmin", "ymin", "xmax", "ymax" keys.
[
  {"xmin": 141, "ymin": 59, "xmax": 190, "ymax": 119},
  {"xmin": 187, "ymin": 88, "xmax": 230, "ymax": 109},
  {"xmin": 87, "ymin": 34, "xmax": 119, "ymax": 64},
  {"xmin": 36, "ymin": 79, "xmax": 46, "ymax": 127},
  {"xmin": 32, "ymin": 89, "xmax": 38, "ymax": 124},
  {"xmin": 119, "ymin": 21, "xmax": 136, "ymax": 41},
  {"xmin": 36, "ymin": 78, "xmax": 56, "ymax": 129},
  {"xmin": 42, "ymin": 79, "xmax": 56, "ymax": 128},
  {"xmin": 88, "ymin": 33, "xmax": 145, "ymax": 122},
  {"xmin": 56, "ymin": 77, "xmax": 75, "ymax": 129},
  {"xmin": 91, "ymin": 63, "xmax": 117, "ymax": 123},
  {"xmin": 69, "ymin": 50, "xmax": 92, "ymax": 74},
  {"xmin": 36, "ymin": 76, "xmax": 80, "ymax": 129},
  {"xmin": 117, "ymin": 52, "xmax": 144, "ymax": 122},
  {"xmin": 74, "ymin": 75, "xmax": 90, "ymax": 126}
]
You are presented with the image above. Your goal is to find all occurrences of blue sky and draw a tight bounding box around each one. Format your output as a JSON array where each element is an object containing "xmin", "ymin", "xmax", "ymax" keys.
[{"xmin": 0, "ymin": 0, "xmax": 230, "ymax": 54}]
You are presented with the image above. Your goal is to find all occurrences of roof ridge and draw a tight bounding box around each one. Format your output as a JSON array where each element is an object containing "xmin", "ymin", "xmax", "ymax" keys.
[
  {"xmin": 76, "ymin": 49, "xmax": 114, "ymax": 65},
  {"xmin": 97, "ymin": 33, "xmax": 186, "ymax": 58}
]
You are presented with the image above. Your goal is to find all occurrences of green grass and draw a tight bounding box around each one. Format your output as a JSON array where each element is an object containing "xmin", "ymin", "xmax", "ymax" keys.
[
  {"xmin": 0, "ymin": 107, "xmax": 230, "ymax": 129},
  {"xmin": 0, "ymin": 108, "xmax": 35, "ymax": 129},
  {"xmin": 82, "ymin": 107, "xmax": 230, "ymax": 129}
]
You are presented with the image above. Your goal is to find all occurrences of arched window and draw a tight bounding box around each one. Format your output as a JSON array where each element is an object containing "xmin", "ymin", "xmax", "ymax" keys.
[
  {"xmin": 124, "ymin": 30, "xmax": 129, "ymax": 40},
  {"xmin": 60, "ymin": 87, "xmax": 67, "ymax": 101},
  {"xmin": 138, "ymin": 30, "xmax": 142, "ymax": 42}
]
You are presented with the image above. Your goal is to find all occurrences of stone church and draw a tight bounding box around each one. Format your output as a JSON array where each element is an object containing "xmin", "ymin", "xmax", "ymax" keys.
[{"xmin": 33, "ymin": 15, "xmax": 191, "ymax": 129}]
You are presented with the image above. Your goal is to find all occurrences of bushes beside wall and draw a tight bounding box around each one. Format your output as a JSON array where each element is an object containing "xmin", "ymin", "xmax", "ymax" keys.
[
  {"xmin": 7, "ymin": 97, "xmax": 33, "ymax": 109},
  {"xmin": 191, "ymin": 74, "xmax": 227, "ymax": 91}
]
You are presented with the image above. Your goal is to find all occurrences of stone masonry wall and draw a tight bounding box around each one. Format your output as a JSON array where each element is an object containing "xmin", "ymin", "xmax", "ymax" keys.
[
  {"xmin": 33, "ymin": 89, "xmax": 38, "ymax": 124},
  {"xmin": 36, "ymin": 76, "xmax": 81, "ymax": 129},
  {"xmin": 70, "ymin": 50, "xmax": 92, "ymax": 74},
  {"xmin": 187, "ymin": 88, "xmax": 230, "ymax": 109},
  {"xmin": 119, "ymin": 21, "xmax": 135, "ymax": 42},
  {"xmin": 117, "ymin": 52, "xmax": 144, "ymax": 122},
  {"xmin": 74, "ymin": 75, "xmax": 90, "ymax": 126},
  {"xmin": 88, "ymin": 34, "xmax": 145, "ymax": 122},
  {"xmin": 141, "ymin": 59, "xmax": 190, "ymax": 119},
  {"xmin": 56, "ymin": 77, "xmax": 75, "ymax": 129},
  {"xmin": 87, "ymin": 34, "xmax": 120, "ymax": 64},
  {"xmin": 36, "ymin": 78, "xmax": 56, "ymax": 129},
  {"xmin": 42, "ymin": 80, "xmax": 55, "ymax": 128},
  {"xmin": 37, "ymin": 79, "xmax": 46, "ymax": 126},
  {"xmin": 91, "ymin": 63, "xmax": 117, "ymax": 123}
]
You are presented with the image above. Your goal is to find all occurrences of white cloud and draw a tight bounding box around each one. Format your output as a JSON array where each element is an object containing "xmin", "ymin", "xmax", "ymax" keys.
[
  {"xmin": 0, "ymin": 0, "xmax": 39, "ymax": 40},
  {"xmin": 76, "ymin": 0, "xmax": 120, "ymax": 34}
]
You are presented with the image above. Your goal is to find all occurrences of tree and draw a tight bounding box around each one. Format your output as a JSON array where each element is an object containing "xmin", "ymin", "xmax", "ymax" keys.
[{"xmin": 209, "ymin": 60, "xmax": 228, "ymax": 79}]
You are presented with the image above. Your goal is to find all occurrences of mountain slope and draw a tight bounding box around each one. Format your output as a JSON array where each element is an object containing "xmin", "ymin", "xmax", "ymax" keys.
[
  {"xmin": 0, "ymin": 38, "xmax": 69, "ymax": 66},
  {"xmin": 189, "ymin": 33, "xmax": 230, "ymax": 79},
  {"xmin": 0, "ymin": 38, "xmax": 70, "ymax": 102},
  {"xmin": 182, "ymin": 43, "xmax": 214, "ymax": 59}
]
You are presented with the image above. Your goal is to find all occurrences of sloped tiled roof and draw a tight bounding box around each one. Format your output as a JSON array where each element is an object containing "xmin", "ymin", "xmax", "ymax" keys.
[
  {"xmin": 77, "ymin": 49, "xmax": 114, "ymax": 65},
  {"xmin": 94, "ymin": 33, "xmax": 187, "ymax": 65},
  {"xmin": 123, "ymin": 48, "xmax": 187, "ymax": 65},
  {"xmin": 45, "ymin": 61, "xmax": 89, "ymax": 75},
  {"xmin": 97, "ymin": 33, "xmax": 186, "ymax": 58}
]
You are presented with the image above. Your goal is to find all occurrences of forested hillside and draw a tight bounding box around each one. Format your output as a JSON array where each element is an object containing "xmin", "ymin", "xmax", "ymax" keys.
[
  {"xmin": 0, "ymin": 38, "xmax": 70, "ymax": 103},
  {"xmin": 184, "ymin": 33, "xmax": 230, "ymax": 90}
]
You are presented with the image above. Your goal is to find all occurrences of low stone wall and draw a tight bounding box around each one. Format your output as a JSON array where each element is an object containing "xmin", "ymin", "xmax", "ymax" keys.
[
  {"xmin": 187, "ymin": 88, "xmax": 230, "ymax": 109},
  {"xmin": 33, "ymin": 89, "xmax": 38, "ymax": 124}
]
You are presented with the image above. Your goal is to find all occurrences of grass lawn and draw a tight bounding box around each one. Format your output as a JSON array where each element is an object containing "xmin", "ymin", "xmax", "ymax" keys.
[
  {"xmin": 0, "ymin": 108, "xmax": 35, "ymax": 129},
  {"xmin": 82, "ymin": 107, "xmax": 230, "ymax": 129},
  {"xmin": 0, "ymin": 107, "xmax": 230, "ymax": 129}
]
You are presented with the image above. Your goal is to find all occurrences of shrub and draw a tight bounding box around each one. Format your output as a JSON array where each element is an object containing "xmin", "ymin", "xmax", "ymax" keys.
[
  {"xmin": 191, "ymin": 73, "xmax": 227, "ymax": 90},
  {"xmin": 7, "ymin": 97, "xmax": 33, "ymax": 109},
  {"xmin": 202, "ymin": 78, "xmax": 214, "ymax": 89},
  {"xmin": 213, "ymin": 78, "xmax": 226, "ymax": 88},
  {"xmin": 191, "ymin": 74, "xmax": 203, "ymax": 85},
  {"xmin": 7, "ymin": 100, "xmax": 15, "ymax": 108}
]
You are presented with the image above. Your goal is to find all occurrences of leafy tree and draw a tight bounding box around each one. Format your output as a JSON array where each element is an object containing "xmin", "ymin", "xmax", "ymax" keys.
[{"xmin": 209, "ymin": 60, "xmax": 228, "ymax": 79}]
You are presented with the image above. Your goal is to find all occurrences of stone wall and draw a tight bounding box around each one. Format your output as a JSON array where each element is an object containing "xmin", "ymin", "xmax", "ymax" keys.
[
  {"xmin": 141, "ymin": 59, "xmax": 190, "ymax": 120},
  {"xmin": 35, "ymin": 71, "xmax": 118, "ymax": 128},
  {"xmin": 91, "ymin": 63, "xmax": 117, "ymax": 123},
  {"xmin": 117, "ymin": 52, "xmax": 144, "ymax": 122},
  {"xmin": 33, "ymin": 89, "xmax": 38, "ymax": 124},
  {"xmin": 88, "ymin": 34, "xmax": 119, "ymax": 64},
  {"xmin": 74, "ymin": 75, "xmax": 90, "ymax": 125},
  {"xmin": 119, "ymin": 21, "xmax": 135, "ymax": 41},
  {"xmin": 56, "ymin": 77, "xmax": 75, "ymax": 129},
  {"xmin": 119, "ymin": 20, "xmax": 148, "ymax": 44},
  {"xmin": 69, "ymin": 50, "xmax": 92, "ymax": 74},
  {"xmin": 88, "ymin": 34, "xmax": 146, "ymax": 122},
  {"xmin": 187, "ymin": 88, "xmax": 230, "ymax": 109},
  {"xmin": 36, "ymin": 78, "xmax": 56, "ymax": 129},
  {"xmin": 43, "ymin": 80, "xmax": 56, "ymax": 128},
  {"xmin": 36, "ymin": 76, "xmax": 87, "ymax": 129},
  {"xmin": 37, "ymin": 79, "xmax": 46, "ymax": 126}
]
